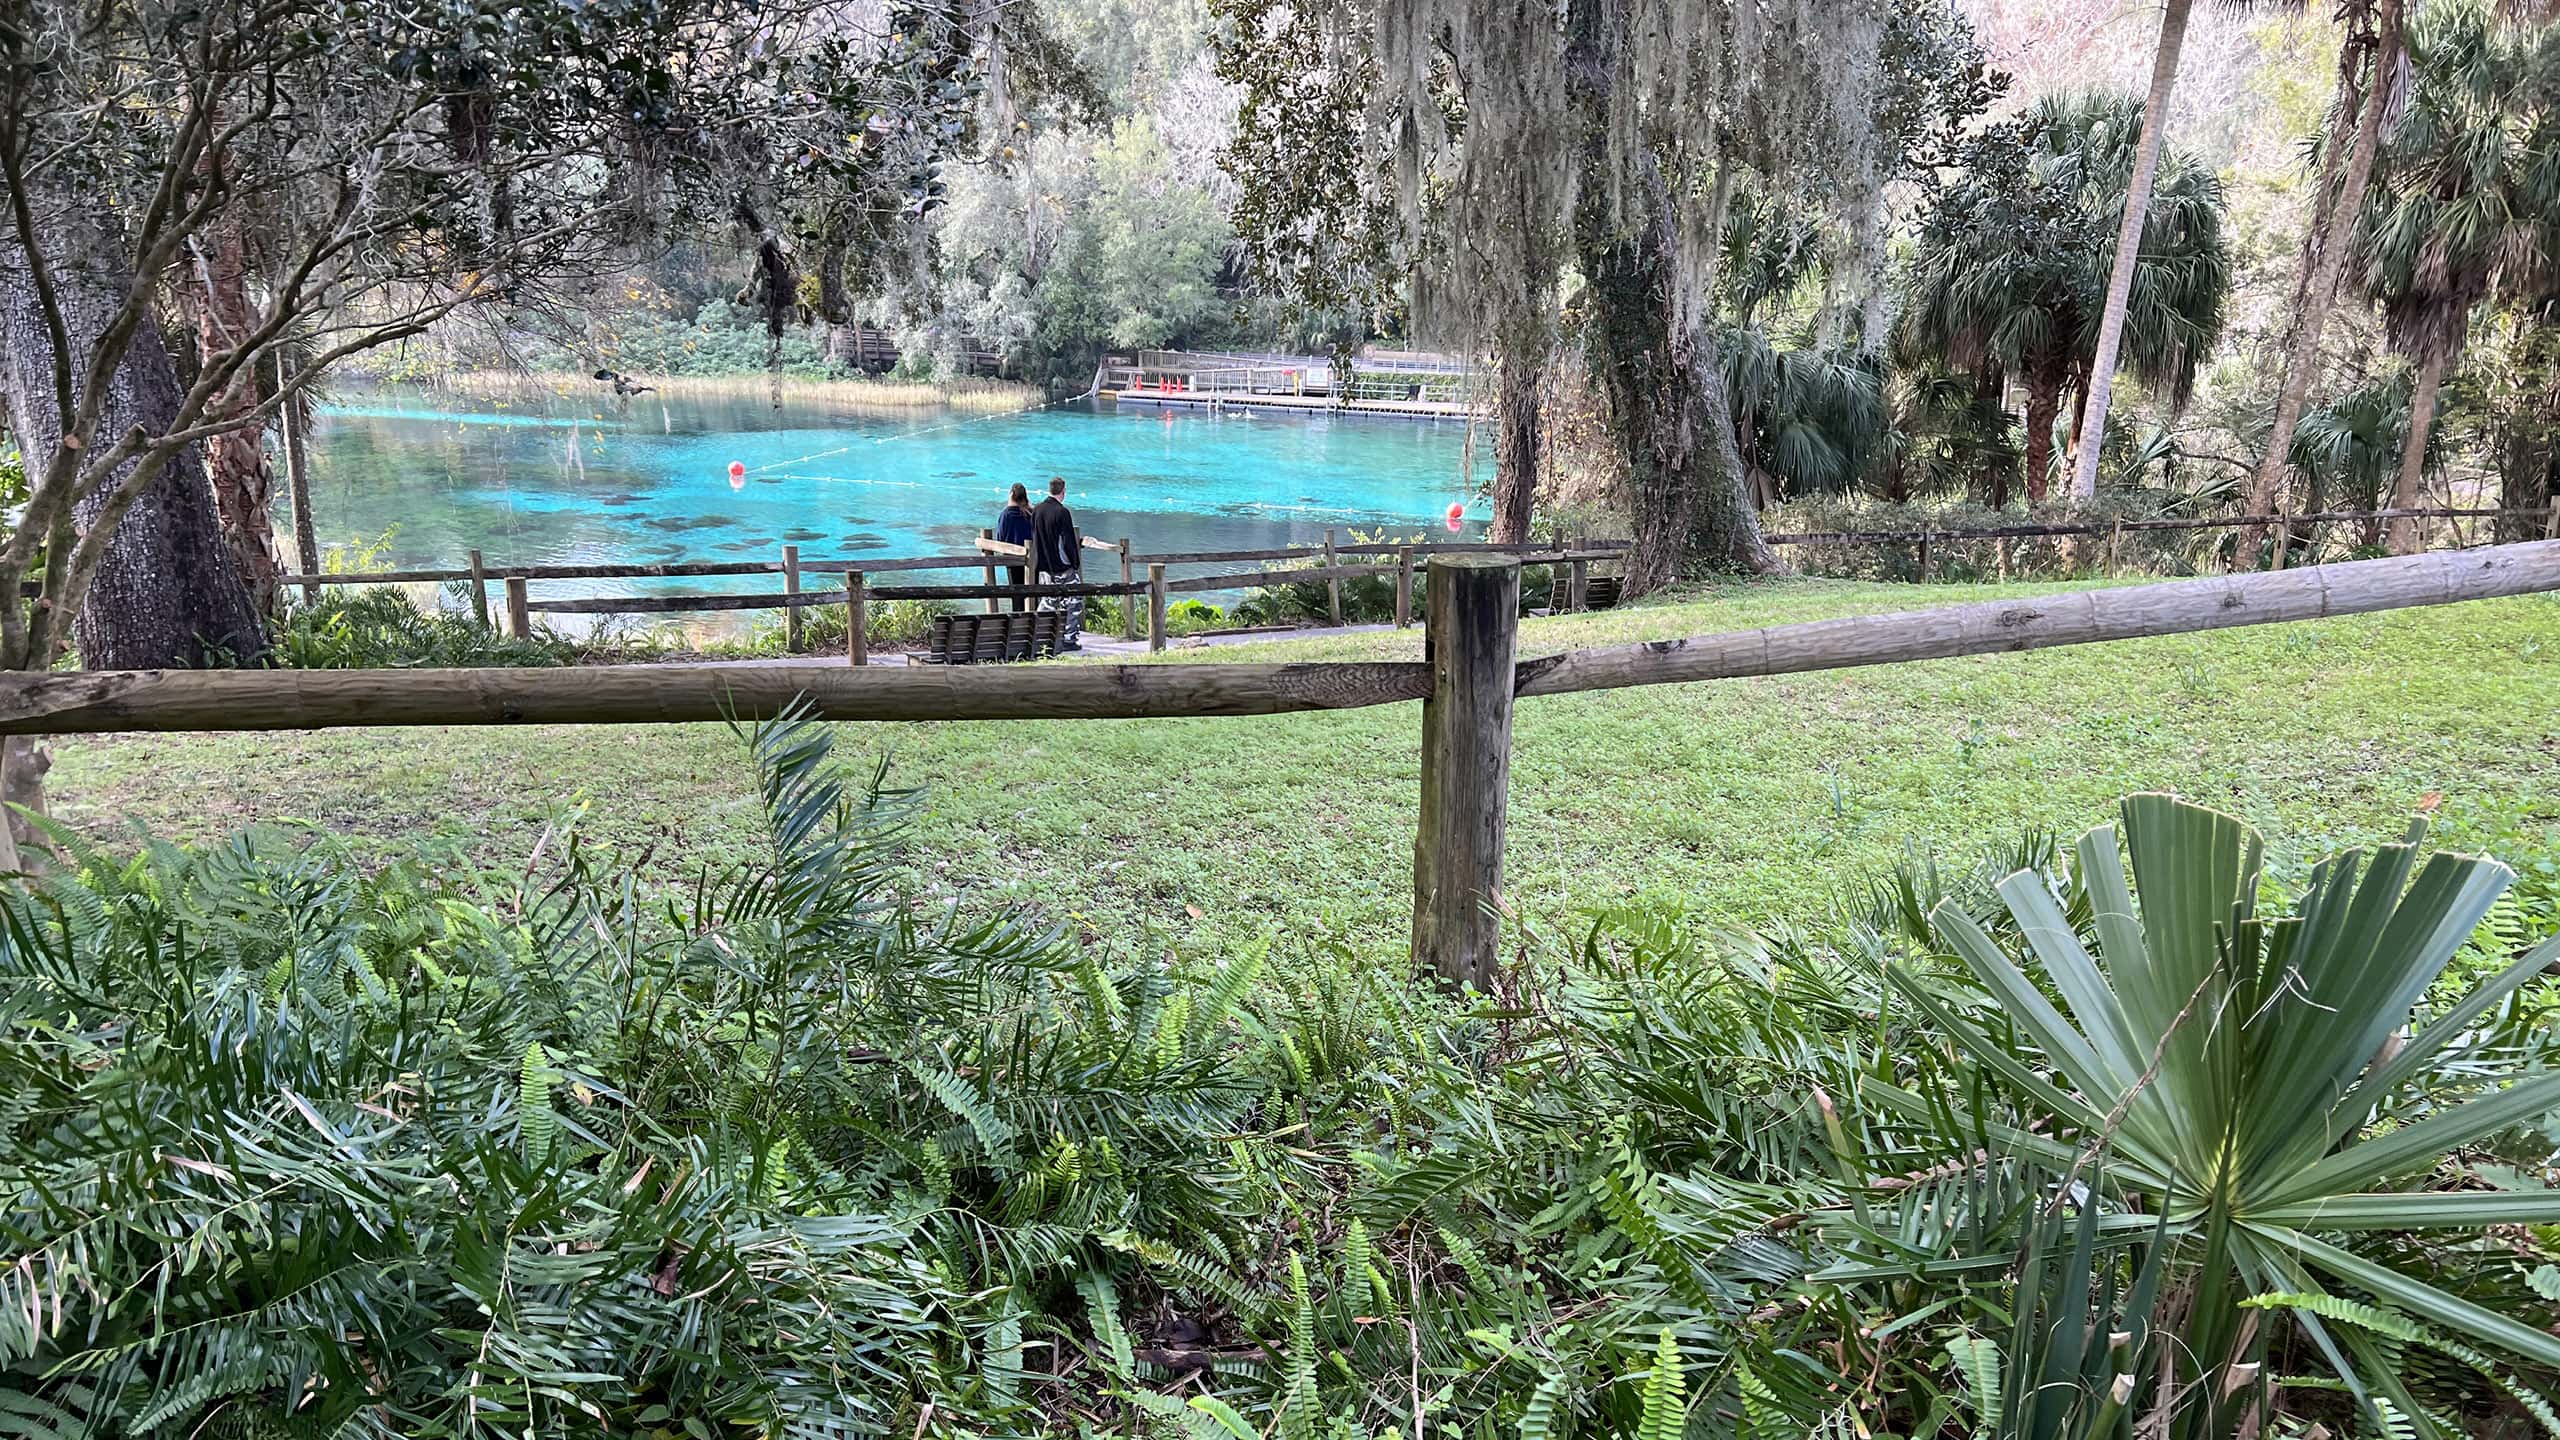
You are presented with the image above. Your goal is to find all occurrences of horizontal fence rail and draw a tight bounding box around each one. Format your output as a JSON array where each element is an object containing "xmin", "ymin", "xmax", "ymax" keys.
[
  {"xmin": 282, "ymin": 535, "xmax": 1641, "ymax": 653},
  {"xmin": 20, "ymin": 541, "xmax": 2559, "ymax": 986},
  {"xmin": 9, "ymin": 543, "xmax": 2552, "ymax": 736},
  {"xmin": 1761, "ymin": 506, "xmax": 2544, "ymax": 546},
  {"xmin": 279, "ymin": 538, "xmax": 1632, "ymax": 589},
  {"xmin": 1515, "ymin": 542, "xmax": 2560, "ymax": 696},
  {"xmin": 524, "ymin": 581, "xmax": 1150, "ymax": 614}
]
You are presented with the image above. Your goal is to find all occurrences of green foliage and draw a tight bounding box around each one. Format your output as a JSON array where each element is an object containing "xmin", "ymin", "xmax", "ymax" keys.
[
  {"xmin": 1636, "ymin": 1329, "xmax": 1684, "ymax": 1440},
  {"xmin": 1901, "ymin": 91, "xmax": 2230, "ymax": 496},
  {"xmin": 2355, "ymin": 1, "xmax": 2560, "ymax": 366},
  {"xmin": 1724, "ymin": 330, "xmax": 1890, "ymax": 498},
  {"xmin": 274, "ymin": 586, "xmax": 607, "ymax": 668},
  {"xmin": 1840, "ymin": 794, "xmax": 2560, "ymax": 1438},
  {"xmin": 728, "ymin": 597, "xmax": 957, "ymax": 656}
]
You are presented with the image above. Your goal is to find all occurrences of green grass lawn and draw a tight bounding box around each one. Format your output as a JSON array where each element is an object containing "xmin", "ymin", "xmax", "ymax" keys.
[{"xmin": 48, "ymin": 575, "xmax": 2560, "ymax": 954}]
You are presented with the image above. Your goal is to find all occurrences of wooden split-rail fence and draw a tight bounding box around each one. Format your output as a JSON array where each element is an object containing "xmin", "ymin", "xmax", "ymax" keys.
[
  {"xmin": 1765, "ymin": 504, "xmax": 2557, "ymax": 581},
  {"xmin": 15, "ymin": 541, "xmax": 2560, "ymax": 987},
  {"xmin": 276, "ymin": 532, "xmax": 1634, "ymax": 662}
]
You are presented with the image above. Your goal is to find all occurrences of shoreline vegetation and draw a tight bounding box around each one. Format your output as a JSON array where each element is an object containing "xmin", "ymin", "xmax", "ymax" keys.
[{"xmin": 391, "ymin": 367, "xmax": 1049, "ymax": 415}]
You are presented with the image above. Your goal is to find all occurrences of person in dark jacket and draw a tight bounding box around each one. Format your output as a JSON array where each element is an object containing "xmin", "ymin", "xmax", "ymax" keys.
[
  {"xmin": 995, "ymin": 483, "xmax": 1035, "ymax": 611},
  {"xmin": 1029, "ymin": 476, "xmax": 1083, "ymax": 650}
]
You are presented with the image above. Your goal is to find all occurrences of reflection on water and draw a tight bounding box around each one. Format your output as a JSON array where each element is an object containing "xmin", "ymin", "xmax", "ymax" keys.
[{"xmin": 296, "ymin": 388, "xmax": 1493, "ymax": 612}]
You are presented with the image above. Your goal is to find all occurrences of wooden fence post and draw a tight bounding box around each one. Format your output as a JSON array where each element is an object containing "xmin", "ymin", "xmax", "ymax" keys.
[
  {"xmin": 2107, "ymin": 519, "xmax": 2123, "ymax": 576},
  {"xmin": 2270, "ymin": 503, "xmax": 2291, "ymax": 573},
  {"xmin": 979, "ymin": 529, "xmax": 1001, "ymax": 615},
  {"xmin": 1395, "ymin": 548, "xmax": 1415, "ymax": 628},
  {"xmin": 1569, "ymin": 553, "xmax": 1589, "ymax": 613},
  {"xmin": 1996, "ymin": 535, "xmax": 2011, "ymax": 583},
  {"xmin": 1410, "ymin": 555, "xmax": 1521, "ymax": 991},
  {"xmin": 783, "ymin": 544, "xmax": 803, "ymax": 652},
  {"xmin": 1119, "ymin": 539, "xmax": 1138, "ymax": 641},
  {"xmin": 1324, "ymin": 528, "xmax": 1344, "ymax": 627},
  {"xmin": 467, "ymin": 549, "xmax": 490, "ymax": 628},
  {"xmin": 505, "ymin": 575, "xmax": 529, "ymax": 639},
  {"xmin": 1148, "ymin": 564, "xmax": 1168, "ymax": 652},
  {"xmin": 2546, "ymin": 504, "xmax": 2559, "ymax": 541},
  {"xmin": 1915, "ymin": 534, "xmax": 1932, "ymax": 582},
  {"xmin": 846, "ymin": 571, "xmax": 867, "ymax": 666}
]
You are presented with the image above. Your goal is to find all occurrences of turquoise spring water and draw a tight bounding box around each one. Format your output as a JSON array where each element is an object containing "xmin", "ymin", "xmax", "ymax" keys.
[{"xmin": 297, "ymin": 388, "xmax": 1493, "ymax": 616}]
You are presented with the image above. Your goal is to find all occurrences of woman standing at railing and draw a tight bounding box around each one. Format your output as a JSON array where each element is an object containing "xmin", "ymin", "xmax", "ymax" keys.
[{"xmin": 996, "ymin": 483, "xmax": 1035, "ymax": 612}]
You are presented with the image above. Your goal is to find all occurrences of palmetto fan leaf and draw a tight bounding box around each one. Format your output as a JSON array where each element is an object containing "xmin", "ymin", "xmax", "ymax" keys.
[{"xmin": 1870, "ymin": 794, "xmax": 2560, "ymax": 1435}]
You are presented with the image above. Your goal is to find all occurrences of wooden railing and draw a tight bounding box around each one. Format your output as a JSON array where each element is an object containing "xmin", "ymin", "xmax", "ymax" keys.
[
  {"xmin": 279, "ymin": 534, "xmax": 1634, "ymax": 660},
  {"xmin": 13, "ymin": 542, "xmax": 2560, "ymax": 985},
  {"xmin": 273, "ymin": 505, "xmax": 2556, "ymax": 667},
  {"xmin": 1764, "ymin": 505, "xmax": 2557, "ymax": 579}
]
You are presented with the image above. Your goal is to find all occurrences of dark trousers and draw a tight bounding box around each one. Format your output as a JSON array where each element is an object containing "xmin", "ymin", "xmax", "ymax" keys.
[{"xmin": 1038, "ymin": 567, "xmax": 1083, "ymax": 648}]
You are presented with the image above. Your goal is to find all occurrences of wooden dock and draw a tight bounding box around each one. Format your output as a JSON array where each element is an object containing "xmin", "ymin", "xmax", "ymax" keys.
[{"xmin": 1101, "ymin": 387, "xmax": 1478, "ymax": 419}]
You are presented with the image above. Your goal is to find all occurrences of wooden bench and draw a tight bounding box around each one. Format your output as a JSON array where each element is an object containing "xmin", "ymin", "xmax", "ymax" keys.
[{"xmin": 920, "ymin": 611, "xmax": 1064, "ymax": 665}]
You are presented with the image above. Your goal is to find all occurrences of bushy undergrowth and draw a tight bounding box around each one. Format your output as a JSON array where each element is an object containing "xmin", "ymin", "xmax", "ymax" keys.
[
  {"xmin": 274, "ymin": 587, "xmax": 616, "ymax": 668},
  {"xmin": 722, "ymin": 598, "xmax": 958, "ymax": 657},
  {"xmin": 1765, "ymin": 495, "xmax": 2244, "ymax": 582},
  {"xmin": 2, "ymin": 721, "xmax": 2553, "ymax": 1438}
]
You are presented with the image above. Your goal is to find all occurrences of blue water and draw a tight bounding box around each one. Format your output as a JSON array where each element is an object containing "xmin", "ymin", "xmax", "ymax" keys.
[{"xmin": 298, "ymin": 389, "xmax": 1492, "ymax": 613}]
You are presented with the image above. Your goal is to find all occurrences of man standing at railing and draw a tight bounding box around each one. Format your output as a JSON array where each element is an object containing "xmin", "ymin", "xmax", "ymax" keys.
[{"xmin": 1031, "ymin": 475, "xmax": 1085, "ymax": 651}]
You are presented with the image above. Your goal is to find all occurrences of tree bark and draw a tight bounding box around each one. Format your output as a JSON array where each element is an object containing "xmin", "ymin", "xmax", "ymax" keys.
[
  {"xmin": 2068, "ymin": 0, "xmax": 2194, "ymax": 498},
  {"xmin": 283, "ymin": 368, "xmax": 320, "ymax": 597},
  {"xmin": 2024, "ymin": 351, "xmax": 2068, "ymax": 504},
  {"xmin": 0, "ymin": 213, "xmax": 267, "ymax": 669},
  {"xmin": 1564, "ymin": 0, "xmax": 1774, "ymax": 594},
  {"xmin": 1490, "ymin": 361, "xmax": 1541, "ymax": 544},
  {"xmin": 194, "ymin": 216, "xmax": 285, "ymax": 617},
  {"xmin": 1974, "ymin": 364, "xmax": 2011, "ymax": 509},
  {"xmin": 2242, "ymin": 0, "xmax": 2402, "ymax": 561},
  {"xmin": 2388, "ymin": 342, "xmax": 2447, "ymax": 555}
]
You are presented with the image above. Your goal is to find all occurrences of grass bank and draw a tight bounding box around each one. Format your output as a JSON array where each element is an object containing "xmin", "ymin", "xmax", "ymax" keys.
[{"xmin": 50, "ymin": 575, "xmax": 2560, "ymax": 951}]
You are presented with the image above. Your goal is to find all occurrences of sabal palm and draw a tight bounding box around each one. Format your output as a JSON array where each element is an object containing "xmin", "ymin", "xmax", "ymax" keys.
[
  {"xmin": 1721, "ymin": 327, "xmax": 1888, "ymax": 499},
  {"xmin": 1866, "ymin": 795, "xmax": 2560, "ymax": 1438},
  {"xmin": 1902, "ymin": 94, "xmax": 2229, "ymax": 502},
  {"xmin": 2289, "ymin": 373, "xmax": 2440, "ymax": 548},
  {"xmin": 2354, "ymin": 0, "xmax": 2560, "ymax": 552}
]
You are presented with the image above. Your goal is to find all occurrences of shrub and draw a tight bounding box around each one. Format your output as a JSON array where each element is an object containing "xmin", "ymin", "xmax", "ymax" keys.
[
  {"xmin": 4, "ymin": 755, "xmax": 2550, "ymax": 1438},
  {"xmin": 275, "ymin": 586, "xmax": 595, "ymax": 668}
]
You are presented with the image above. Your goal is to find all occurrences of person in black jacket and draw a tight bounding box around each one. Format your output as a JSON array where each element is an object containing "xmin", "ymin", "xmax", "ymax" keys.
[
  {"xmin": 1029, "ymin": 476, "xmax": 1084, "ymax": 650},
  {"xmin": 995, "ymin": 483, "xmax": 1035, "ymax": 612}
]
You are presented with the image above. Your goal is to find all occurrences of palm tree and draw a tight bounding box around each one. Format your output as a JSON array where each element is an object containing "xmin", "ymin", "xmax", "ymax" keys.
[
  {"xmin": 2062, "ymin": 0, "xmax": 2196, "ymax": 499},
  {"xmin": 2239, "ymin": 0, "xmax": 2405, "ymax": 563},
  {"xmin": 2288, "ymin": 373, "xmax": 2440, "ymax": 551},
  {"xmin": 1721, "ymin": 328, "xmax": 1888, "ymax": 502},
  {"xmin": 1902, "ymin": 94, "xmax": 2230, "ymax": 503},
  {"xmin": 2353, "ymin": 0, "xmax": 2560, "ymax": 553}
]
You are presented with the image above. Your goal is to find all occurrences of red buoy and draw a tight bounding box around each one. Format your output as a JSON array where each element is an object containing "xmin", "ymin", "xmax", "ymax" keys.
[
  {"xmin": 728, "ymin": 460, "xmax": 747, "ymax": 491},
  {"xmin": 1445, "ymin": 501, "xmax": 1465, "ymax": 531}
]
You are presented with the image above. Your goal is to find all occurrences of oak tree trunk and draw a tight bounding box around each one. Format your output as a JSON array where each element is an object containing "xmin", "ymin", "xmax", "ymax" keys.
[
  {"xmin": 1489, "ymin": 362, "xmax": 1541, "ymax": 544},
  {"xmin": 0, "ymin": 213, "xmax": 267, "ymax": 669},
  {"xmin": 1564, "ymin": 0, "xmax": 1774, "ymax": 594},
  {"xmin": 194, "ymin": 216, "xmax": 285, "ymax": 617},
  {"xmin": 2069, "ymin": 0, "xmax": 2194, "ymax": 498}
]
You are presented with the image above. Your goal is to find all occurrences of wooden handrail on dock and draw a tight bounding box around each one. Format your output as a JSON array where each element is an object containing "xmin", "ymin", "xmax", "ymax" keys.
[{"xmin": 275, "ymin": 535, "xmax": 1638, "ymax": 651}]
